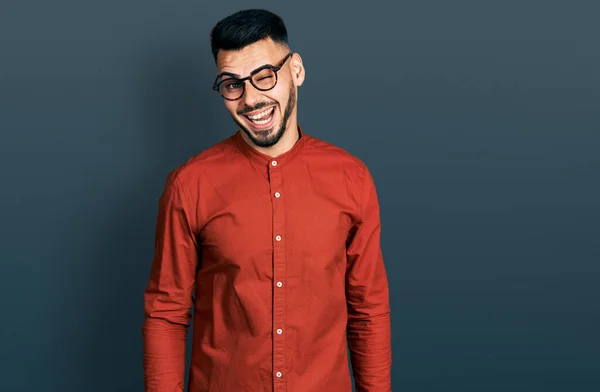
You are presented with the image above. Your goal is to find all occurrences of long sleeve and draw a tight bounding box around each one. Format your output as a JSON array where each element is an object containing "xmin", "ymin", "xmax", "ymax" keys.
[
  {"xmin": 142, "ymin": 171, "xmax": 200, "ymax": 392},
  {"xmin": 345, "ymin": 165, "xmax": 392, "ymax": 392}
]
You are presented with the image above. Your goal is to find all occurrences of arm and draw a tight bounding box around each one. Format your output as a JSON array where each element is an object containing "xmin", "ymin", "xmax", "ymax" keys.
[
  {"xmin": 142, "ymin": 171, "xmax": 199, "ymax": 392},
  {"xmin": 346, "ymin": 165, "xmax": 392, "ymax": 392}
]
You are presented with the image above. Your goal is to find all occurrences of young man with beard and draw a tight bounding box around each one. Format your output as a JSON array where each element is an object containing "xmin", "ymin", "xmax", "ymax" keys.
[{"xmin": 142, "ymin": 8, "xmax": 392, "ymax": 392}]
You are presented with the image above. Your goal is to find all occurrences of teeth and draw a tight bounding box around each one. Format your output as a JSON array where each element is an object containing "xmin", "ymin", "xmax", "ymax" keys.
[
  {"xmin": 247, "ymin": 107, "xmax": 274, "ymax": 125},
  {"xmin": 252, "ymin": 117, "xmax": 271, "ymax": 125},
  {"xmin": 247, "ymin": 107, "xmax": 274, "ymax": 120}
]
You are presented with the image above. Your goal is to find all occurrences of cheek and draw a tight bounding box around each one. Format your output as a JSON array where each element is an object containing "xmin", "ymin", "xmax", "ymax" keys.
[
  {"xmin": 272, "ymin": 81, "xmax": 289, "ymax": 100},
  {"xmin": 224, "ymin": 101, "xmax": 241, "ymax": 116},
  {"xmin": 264, "ymin": 89, "xmax": 287, "ymax": 111}
]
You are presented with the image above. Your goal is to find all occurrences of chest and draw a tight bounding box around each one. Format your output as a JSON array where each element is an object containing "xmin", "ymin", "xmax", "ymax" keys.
[{"xmin": 197, "ymin": 174, "xmax": 355, "ymax": 270}]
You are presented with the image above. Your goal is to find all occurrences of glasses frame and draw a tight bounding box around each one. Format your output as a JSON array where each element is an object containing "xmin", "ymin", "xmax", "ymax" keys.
[{"xmin": 212, "ymin": 52, "xmax": 293, "ymax": 101}]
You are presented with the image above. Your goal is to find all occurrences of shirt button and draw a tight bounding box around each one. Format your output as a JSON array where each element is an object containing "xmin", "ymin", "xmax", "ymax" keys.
[
  {"xmin": 275, "ymin": 235, "xmax": 281, "ymax": 241},
  {"xmin": 276, "ymin": 281, "xmax": 283, "ymax": 288},
  {"xmin": 274, "ymin": 192, "xmax": 280, "ymax": 198},
  {"xmin": 271, "ymin": 160, "xmax": 277, "ymax": 166},
  {"xmin": 276, "ymin": 371, "xmax": 282, "ymax": 378},
  {"xmin": 277, "ymin": 329, "xmax": 283, "ymax": 335}
]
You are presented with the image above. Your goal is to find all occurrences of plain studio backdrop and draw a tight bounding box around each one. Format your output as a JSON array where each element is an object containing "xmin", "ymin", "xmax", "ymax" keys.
[{"xmin": 1, "ymin": 1, "xmax": 598, "ymax": 391}]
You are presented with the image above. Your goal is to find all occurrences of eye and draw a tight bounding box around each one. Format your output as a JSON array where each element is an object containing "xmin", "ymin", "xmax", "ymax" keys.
[
  {"xmin": 252, "ymin": 68, "xmax": 276, "ymax": 86},
  {"xmin": 223, "ymin": 80, "xmax": 242, "ymax": 90}
]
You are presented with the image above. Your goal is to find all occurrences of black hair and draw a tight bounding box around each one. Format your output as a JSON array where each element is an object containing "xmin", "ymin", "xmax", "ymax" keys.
[{"xmin": 210, "ymin": 9, "xmax": 289, "ymax": 62}]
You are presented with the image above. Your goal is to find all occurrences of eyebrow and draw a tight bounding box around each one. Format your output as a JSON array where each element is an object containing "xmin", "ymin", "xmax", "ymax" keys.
[
  {"xmin": 217, "ymin": 63, "xmax": 273, "ymax": 80},
  {"xmin": 217, "ymin": 71, "xmax": 241, "ymax": 79}
]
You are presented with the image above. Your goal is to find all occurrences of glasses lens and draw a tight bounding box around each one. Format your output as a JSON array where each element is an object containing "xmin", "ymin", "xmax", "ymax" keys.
[
  {"xmin": 219, "ymin": 78, "xmax": 244, "ymax": 100},
  {"xmin": 252, "ymin": 68, "xmax": 277, "ymax": 90}
]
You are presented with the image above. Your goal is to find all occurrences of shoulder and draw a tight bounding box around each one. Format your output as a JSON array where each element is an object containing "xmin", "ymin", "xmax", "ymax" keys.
[
  {"xmin": 304, "ymin": 133, "xmax": 371, "ymax": 180},
  {"xmin": 163, "ymin": 133, "xmax": 239, "ymax": 188}
]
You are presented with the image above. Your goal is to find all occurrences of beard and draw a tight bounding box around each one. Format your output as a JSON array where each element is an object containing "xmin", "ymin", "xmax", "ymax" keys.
[{"xmin": 232, "ymin": 85, "xmax": 296, "ymax": 148}]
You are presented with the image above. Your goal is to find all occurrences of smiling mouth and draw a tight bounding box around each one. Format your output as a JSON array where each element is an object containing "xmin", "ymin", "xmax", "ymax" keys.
[{"xmin": 244, "ymin": 106, "xmax": 275, "ymax": 125}]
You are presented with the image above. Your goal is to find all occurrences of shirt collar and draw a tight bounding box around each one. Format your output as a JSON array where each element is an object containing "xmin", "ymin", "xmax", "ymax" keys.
[{"xmin": 234, "ymin": 125, "xmax": 308, "ymax": 174}]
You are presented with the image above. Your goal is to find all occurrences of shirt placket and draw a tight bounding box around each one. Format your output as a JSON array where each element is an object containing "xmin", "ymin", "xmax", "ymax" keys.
[{"xmin": 269, "ymin": 158, "xmax": 287, "ymax": 391}]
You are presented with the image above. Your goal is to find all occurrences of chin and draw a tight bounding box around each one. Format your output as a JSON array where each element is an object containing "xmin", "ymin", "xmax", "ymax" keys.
[{"xmin": 242, "ymin": 121, "xmax": 285, "ymax": 148}]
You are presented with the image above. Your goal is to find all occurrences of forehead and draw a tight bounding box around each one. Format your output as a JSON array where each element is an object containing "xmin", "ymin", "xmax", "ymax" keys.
[{"xmin": 216, "ymin": 38, "xmax": 286, "ymax": 77}]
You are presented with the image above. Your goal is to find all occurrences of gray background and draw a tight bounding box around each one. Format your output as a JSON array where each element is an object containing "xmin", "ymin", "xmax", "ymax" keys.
[{"xmin": 1, "ymin": 1, "xmax": 599, "ymax": 391}]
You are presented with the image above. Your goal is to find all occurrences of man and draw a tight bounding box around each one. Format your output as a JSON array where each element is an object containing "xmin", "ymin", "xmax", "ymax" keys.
[{"xmin": 142, "ymin": 9, "xmax": 392, "ymax": 392}]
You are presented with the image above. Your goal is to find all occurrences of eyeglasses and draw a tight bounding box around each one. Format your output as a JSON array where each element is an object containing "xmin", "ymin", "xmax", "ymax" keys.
[{"xmin": 212, "ymin": 52, "xmax": 293, "ymax": 101}]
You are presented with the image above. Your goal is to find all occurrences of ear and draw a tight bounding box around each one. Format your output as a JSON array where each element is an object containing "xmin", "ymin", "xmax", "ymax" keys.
[{"xmin": 290, "ymin": 53, "xmax": 305, "ymax": 87}]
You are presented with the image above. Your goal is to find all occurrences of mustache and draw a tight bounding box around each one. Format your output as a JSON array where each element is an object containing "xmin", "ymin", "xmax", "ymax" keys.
[{"xmin": 237, "ymin": 101, "xmax": 275, "ymax": 116}]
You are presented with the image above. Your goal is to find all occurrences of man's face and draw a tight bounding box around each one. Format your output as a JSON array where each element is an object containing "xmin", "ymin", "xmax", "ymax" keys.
[{"xmin": 215, "ymin": 38, "xmax": 303, "ymax": 148}]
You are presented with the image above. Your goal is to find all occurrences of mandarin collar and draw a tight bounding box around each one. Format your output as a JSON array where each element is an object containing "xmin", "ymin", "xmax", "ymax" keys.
[{"xmin": 234, "ymin": 125, "xmax": 308, "ymax": 176}]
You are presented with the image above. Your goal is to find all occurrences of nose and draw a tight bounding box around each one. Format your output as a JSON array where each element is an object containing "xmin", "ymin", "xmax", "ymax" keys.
[{"xmin": 240, "ymin": 80, "xmax": 263, "ymax": 109}]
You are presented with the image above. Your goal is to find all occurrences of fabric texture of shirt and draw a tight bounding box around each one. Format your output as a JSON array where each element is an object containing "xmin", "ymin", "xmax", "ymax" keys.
[{"xmin": 142, "ymin": 125, "xmax": 392, "ymax": 392}]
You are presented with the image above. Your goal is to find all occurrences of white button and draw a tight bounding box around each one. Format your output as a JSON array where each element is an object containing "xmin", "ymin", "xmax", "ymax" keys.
[
  {"xmin": 271, "ymin": 160, "xmax": 277, "ymax": 166},
  {"xmin": 276, "ymin": 235, "xmax": 281, "ymax": 241},
  {"xmin": 275, "ymin": 192, "xmax": 280, "ymax": 198},
  {"xmin": 276, "ymin": 371, "xmax": 282, "ymax": 378},
  {"xmin": 276, "ymin": 281, "xmax": 283, "ymax": 288},
  {"xmin": 277, "ymin": 329, "xmax": 283, "ymax": 335}
]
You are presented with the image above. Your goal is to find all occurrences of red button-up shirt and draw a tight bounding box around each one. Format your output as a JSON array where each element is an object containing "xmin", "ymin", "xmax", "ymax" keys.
[{"xmin": 142, "ymin": 126, "xmax": 392, "ymax": 392}]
